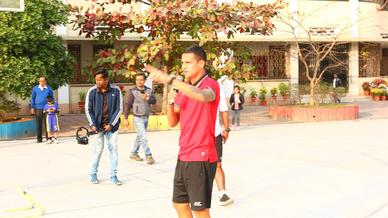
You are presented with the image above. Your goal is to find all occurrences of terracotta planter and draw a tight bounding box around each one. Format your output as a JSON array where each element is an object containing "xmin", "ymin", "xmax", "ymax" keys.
[
  {"xmin": 363, "ymin": 90, "xmax": 370, "ymax": 96},
  {"xmin": 271, "ymin": 96, "xmax": 277, "ymax": 100},
  {"xmin": 78, "ymin": 101, "xmax": 85, "ymax": 113},
  {"xmin": 381, "ymin": 95, "xmax": 387, "ymax": 101},
  {"xmin": 373, "ymin": 96, "xmax": 380, "ymax": 101},
  {"xmin": 282, "ymin": 95, "xmax": 288, "ymax": 100},
  {"xmin": 268, "ymin": 105, "xmax": 359, "ymax": 122},
  {"xmin": 259, "ymin": 101, "xmax": 267, "ymax": 106},
  {"xmin": 250, "ymin": 97, "xmax": 257, "ymax": 103}
]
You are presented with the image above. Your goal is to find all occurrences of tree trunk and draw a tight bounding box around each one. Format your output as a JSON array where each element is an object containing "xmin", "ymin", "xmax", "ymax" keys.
[
  {"xmin": 309, "ymin": 80, "xmax": 315, "ymax": 106},
  {"xmin": 161, "ymin": 65, "xmax": 169, "ymax": 114}
]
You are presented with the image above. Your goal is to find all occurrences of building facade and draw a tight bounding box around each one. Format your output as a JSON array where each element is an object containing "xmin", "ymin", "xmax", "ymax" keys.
[{"xmin": 48, "ymin": 0, "xmax": 388, "ymax": 113}]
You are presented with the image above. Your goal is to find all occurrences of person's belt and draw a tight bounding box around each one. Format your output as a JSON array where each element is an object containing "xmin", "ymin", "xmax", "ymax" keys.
[{"xmin": 134, "ymin": 114, "xmax": 148, "ymax": 118}]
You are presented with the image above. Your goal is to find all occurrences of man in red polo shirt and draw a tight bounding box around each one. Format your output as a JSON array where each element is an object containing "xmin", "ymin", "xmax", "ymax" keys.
[{"xmin": 146, "ymin": 46, "xmax": 220, "ymax": 218}]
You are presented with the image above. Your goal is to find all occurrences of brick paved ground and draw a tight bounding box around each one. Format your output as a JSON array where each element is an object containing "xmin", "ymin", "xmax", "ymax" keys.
[{"xmin": 55, "ymin": 97, "xmax": 388, "ymax": 138}]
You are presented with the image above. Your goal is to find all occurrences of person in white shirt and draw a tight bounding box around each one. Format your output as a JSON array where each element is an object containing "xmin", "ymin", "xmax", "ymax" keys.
[{"xmin": 214, "ymin": 80, "xmax": 234, "ymax": 206}]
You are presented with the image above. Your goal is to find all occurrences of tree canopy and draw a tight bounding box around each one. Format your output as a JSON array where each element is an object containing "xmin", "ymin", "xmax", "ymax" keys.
[
  {"xmin": 70, "ymin": 0, "xmax": 283, "ymax": 80},
  {"xmin": 70, "ymin": 0, "xmax": 283, "ymax": 112},
  {"xmin": 0, "ymin": 0, "xmax": 74, "ymax": 99}
]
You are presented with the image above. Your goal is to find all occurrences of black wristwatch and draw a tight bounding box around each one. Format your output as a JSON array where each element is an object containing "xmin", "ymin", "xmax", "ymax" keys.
[
  {"xmin": 224, "ymin": 127, "xmax": 231, "ymax": 132},
  {"xmin": 168, "ymin": 76, "xmax": 176, "ymax": 85}
]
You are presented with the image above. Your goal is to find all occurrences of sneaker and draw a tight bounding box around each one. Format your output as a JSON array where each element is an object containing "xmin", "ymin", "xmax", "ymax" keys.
[
  {"xmin": 146, "ymin": 156, "xmax": 155, "ymax": 165},
  {"xmin": 46, "ymin": 139, "xmax": 53, "ymax": 144},
  {"xmin": 219, "ymin": 194, "xmax": 234, "ymax": 206},
  {"xmin": 90, "ymin": 174, "xmax": 99, "ymax": 184},
  {"xmin": 53, "ymin": 138, "xmax": 59, "ymax": 144},
  {"xmin": 111, "ymin": 175, "xmax": 122, "ymax": 186},
  {"xmin": 130, "ymin": 154, "xmax": 143, "ymax": 161}
]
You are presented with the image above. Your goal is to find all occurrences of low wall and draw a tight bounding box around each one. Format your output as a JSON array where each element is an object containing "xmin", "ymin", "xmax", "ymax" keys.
[
  {"xmin": 0, "ymin": 118, "xmax": 36, "ymax": 140},
  {"xmin": 269, "ymin": 104, "xmax": 359, "ymax": 122}
]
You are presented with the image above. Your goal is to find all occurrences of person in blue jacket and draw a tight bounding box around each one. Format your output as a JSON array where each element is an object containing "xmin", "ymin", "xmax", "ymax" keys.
[
  {"xmin": 85, "ymin": 68, "xmax": 123, "ymax": 186},
  {"xmin": 30, "ymin": 76, "xmax": 54, "ymax": 143}
]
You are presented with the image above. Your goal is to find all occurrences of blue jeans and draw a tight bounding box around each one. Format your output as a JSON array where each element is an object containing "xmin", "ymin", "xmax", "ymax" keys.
[
  {"xmin": 132, "ymin": 116, "xmax": 152, "ymax": 156},
  {"xmin": 90, "ymin": 131, "xmax": 118, "ymax": 177}
]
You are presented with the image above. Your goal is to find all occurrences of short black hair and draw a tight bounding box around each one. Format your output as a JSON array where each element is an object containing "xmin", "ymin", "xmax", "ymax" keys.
[
  {"xmin": 183, "ymin": 46, "xmax": 207, "ymax": 62},
  {"xmin": 46, "ymin": 96, "xmax": 54, "ymax": 103},
  {"xmin": 93, "ymin": 68, "xmax": 109, "ymax": 79},
  {"xmin": 134, "ymin": 72, "xmax": 146, "ymax": 80},
  {"xmin": 234, "ymin": 85, "xmax": 240, "ymax": 90}
]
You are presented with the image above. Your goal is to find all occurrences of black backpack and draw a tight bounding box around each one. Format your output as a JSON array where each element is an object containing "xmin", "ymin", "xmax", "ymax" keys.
[{"xmin": 76, "ymin": 127, "xmax": 90, "ymax": 145}]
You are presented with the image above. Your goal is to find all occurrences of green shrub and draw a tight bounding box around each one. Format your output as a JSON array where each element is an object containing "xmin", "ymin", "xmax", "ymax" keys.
[
  {"xmin": 249, "ymin": 88, "xmax": 258, "ymax": 97},
  {"xmin": 270, "ymin": 87, "xmax": 278, "ymax": 97},
  {"xmin": 0, "ymin": 93, "xmax": 20, "ymax": 121},
  {"xmin": 278, "ymin": 83, "xmax": 290, "ymax": 97},
  {"xmin": 79, "ymin": 92, "xmax": 86, "ymax": 102}
]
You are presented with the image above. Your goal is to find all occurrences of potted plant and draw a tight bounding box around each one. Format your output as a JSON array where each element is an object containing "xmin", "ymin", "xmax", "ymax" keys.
[
  {"xmin": 259, "ymin": 86, "xmax": 267, "ymax": 106},
  {"xmin": 370, "ymin": 88, "xmax": 382, "ymax": 101},
  {"xmin": 240, "ymin": 87, "xmax": 247, "ymax": 96},
  {"xmin": 270, "ymin": 87, "xmax": 278, "ymax": 100},
  {"xmin": 78, "ymin": 91, "xmax": 86, "ymax": 113},
  {"xmin": 361, "ymin": 82, "xmax": 370, "ymax": 96},
  {"xmin": 278, "ymin": 82, "xmax": 290, "ymax": 100},
  {"xmin": 381, "ymin": 89, "xmax": 387, "ymax": 101},
  {"xmin": 249, "ymin": 88, "xmax": 258, "ymax": 103}
]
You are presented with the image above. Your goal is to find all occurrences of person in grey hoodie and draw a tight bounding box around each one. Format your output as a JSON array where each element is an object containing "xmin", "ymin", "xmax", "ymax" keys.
[{"xmin": 123, "ymin": 72, "xmax": 156, "ymax": 164}]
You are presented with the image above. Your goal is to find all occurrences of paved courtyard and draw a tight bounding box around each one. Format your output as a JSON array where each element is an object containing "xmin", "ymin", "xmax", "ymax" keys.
[
  {"xmin": 1, "ymin": 118, "xmax": 388, "ymax": 218},
  {"xmin": 50, "ymin": 99, "xmax": 388, "ymax": 137}
]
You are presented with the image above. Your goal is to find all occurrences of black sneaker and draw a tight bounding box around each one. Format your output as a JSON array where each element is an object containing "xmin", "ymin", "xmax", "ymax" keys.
[{"xmin": 219, "ymin": 194, "xmax": 234, "ymax": 206}]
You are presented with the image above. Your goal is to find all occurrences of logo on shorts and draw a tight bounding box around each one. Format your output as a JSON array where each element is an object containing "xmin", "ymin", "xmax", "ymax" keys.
[{"xmin": 193, "ymin": 202, "xmax": 202, "ymax": 207}]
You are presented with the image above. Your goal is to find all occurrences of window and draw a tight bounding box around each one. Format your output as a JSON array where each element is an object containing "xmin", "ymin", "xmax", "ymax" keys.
[
  {"xmin": 239, "ymin": 45, "xmax": 287, "ymax": 80},
  {"xmin": 93, "ymin": 44, "xmax": 113, "ymax": 56},
  {"xmin": 68, "ymin": 44, "xmax": 82, "ymax": 84},
  {"xmin": 359, "ymin": 43, "xmax": 380, "ymax": 77}
]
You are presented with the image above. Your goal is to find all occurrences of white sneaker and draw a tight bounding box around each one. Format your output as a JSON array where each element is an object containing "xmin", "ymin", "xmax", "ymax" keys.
[
  {"xmin": 46, "ymin": 139, "xmax": 53, "ymax": 144},
  {"xmin": 53, "ymin": 138, "xmax": 59, "ymax": 144}
]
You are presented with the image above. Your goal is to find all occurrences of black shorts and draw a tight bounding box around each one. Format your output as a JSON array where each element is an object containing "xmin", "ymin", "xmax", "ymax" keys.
[
  {"xmin": 172, "ymin": 160, "xmax": 217, "ymax": 211},
  {"xmin": 215, "ymin": 134, "xmax": 223, "ymax": 162}
]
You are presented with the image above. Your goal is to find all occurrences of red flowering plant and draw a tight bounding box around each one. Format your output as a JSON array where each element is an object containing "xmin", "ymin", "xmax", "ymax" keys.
[{"xmin": 371, "ymin": 79, "xmax": 386, "ymax": 88}]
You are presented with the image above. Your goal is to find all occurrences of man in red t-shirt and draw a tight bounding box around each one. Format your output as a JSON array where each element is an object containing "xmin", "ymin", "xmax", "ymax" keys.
[{"xmin": 146, "ymin": 46, "xmax": 220, "ymax": 218}]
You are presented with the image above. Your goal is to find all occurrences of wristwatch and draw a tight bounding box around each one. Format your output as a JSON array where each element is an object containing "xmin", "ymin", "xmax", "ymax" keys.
[
  {"xmin": 168, "ymin": 76, "xmax": 176, "ymax": 85},
  {"xmin": 224, "ymin": 127, "xmax": 231, "ymax": 132}
]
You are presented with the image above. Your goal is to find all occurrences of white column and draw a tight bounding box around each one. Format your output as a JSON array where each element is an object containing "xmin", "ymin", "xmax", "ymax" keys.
[
  {"xmin": 350, "ymin": 0, "xmax": 359, "ymax": 38},
  {"xmin": 349, "ymin": 42, "xmax": 359, "ymax": 95},
  {"xmin": 56, "ymin": 25, "xmax": 67, "ymax": 36},
  {"xmin": 58, "ymin": 85, "xmax": 70, "ymax": 114},
  {"xmin": 290, "ymin": 43, "xmax": 299, "ymax": 89}
]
